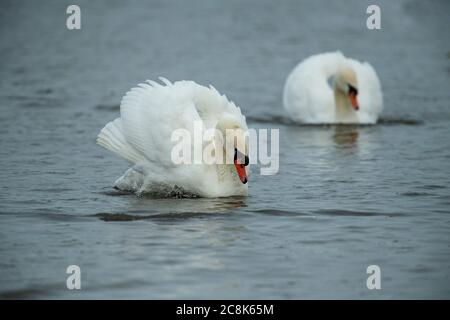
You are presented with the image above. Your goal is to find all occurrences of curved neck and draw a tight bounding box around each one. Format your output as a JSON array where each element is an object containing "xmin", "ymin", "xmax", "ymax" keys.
[
  {"xmin": 216, "ymin": 163, "xmax": 233, "ymax": 181},
  {"xmin": 334, "ymin": 88, "xmax": 356, "ymax": 123}
]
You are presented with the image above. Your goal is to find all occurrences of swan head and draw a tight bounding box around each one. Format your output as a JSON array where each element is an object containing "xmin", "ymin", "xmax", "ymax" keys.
[
  {"xmin": 334, "ymin": 67, "xmax": 359, "ymax": 111},
  {"xmin": 215, "ymin": 115, "xmax": 249, "ymax": 184}
]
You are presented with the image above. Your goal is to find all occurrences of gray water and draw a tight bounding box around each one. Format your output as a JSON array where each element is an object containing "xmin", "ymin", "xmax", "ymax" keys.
[{"xmin": 1, "ymin": 0, "xmax": 449, "ymax": 299}]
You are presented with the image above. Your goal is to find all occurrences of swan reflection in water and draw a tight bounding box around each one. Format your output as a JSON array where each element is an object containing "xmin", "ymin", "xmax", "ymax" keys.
[
  {"xmin": 95, "ymin": 193, "xmax": 246, "ymax": 222},
  {"xmin": 283, "ymin": 124, "xmax": 379, "ymax": 150},
  {"xmin": 332, "ymin": 126, "xmax": 359, "ymax": 146},
  {"xmin": 95, "ymin": 193, "xmax": 248, "ymax": 251},
  {"xmin": 282, "ymin": 124, "xmax": 379, "ymax": 177}
]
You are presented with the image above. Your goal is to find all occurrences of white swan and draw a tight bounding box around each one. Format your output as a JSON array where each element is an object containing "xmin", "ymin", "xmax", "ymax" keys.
[
  {"xmin": 283, "ymin": 52, "xmax": 383, "ymax": 124},
  {"xmin": 97, "ymin": 78, "xmax": 249, "ymax": 198}
]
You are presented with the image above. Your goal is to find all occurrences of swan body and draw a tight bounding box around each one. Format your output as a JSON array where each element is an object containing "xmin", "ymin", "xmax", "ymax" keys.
[
  {"xmin": 97, "ymin": 78, "xmax": 249, "ymax": 198},
  {"xmin": 283, "ymin": 52, "xmax": 383, "ymax": 124}
]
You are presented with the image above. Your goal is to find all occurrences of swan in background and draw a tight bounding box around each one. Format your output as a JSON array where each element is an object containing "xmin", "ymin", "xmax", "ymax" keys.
[
  {"xmin": 283, "ymin": 52, "xmax": 383, "ymax": 124},
  {"xmin": 97, "ymin": 78, "xmax": 249, "ymax": 198}
]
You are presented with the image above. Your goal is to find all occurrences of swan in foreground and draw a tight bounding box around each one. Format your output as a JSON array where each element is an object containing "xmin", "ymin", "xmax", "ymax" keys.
[
  {"xmin": 283, "ymin": 52, "xmax": 383, "ymax": 124},
  {"xmin": 97, "ymin": 78, "xmax": 249, "ymax": 198}
]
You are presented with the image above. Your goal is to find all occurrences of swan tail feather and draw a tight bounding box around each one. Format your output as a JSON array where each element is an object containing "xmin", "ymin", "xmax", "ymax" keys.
[{"xmin": 96, "ymin": 118, "xmax": 146, "ymax": 165}]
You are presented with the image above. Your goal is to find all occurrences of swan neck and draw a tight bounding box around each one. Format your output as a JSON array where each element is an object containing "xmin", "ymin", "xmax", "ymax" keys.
[
  {"xmin": 216, "ymin": 163, "xmax": 235, "ymax": 183},
  {"xmin": 334, "ymin": 88, "xmax": 356, "ymax": 122}
]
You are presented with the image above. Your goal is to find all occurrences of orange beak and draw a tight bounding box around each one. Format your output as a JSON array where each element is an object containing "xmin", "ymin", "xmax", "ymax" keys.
[
  {"xmin": 234, "ymin": 160, "xmax": 248, "ymax": 184},
  {"xmin": 233, "ymin": 149, "xmax": 248, "ymax": 184},
  {"xmin": 349, "ymin": 92, "xmax": 359, "ymax": 111}
]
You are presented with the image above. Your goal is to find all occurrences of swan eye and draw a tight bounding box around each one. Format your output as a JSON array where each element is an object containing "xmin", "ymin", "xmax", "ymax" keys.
[
  {"xmin": 348, "ymin": 84, "xmax": 358, "ymax": 95},
  {"xmin": 234, "ymin": 148, "xmax": 249, "ymax": 166}
]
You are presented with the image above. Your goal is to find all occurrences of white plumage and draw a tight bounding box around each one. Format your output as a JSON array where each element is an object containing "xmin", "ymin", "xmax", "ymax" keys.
[
  {"xmin": 283, "ymin": 52, "xmax": 383, "ymax": 124},
  {"xmin": 97, "ymin": 78, "xmax": 249, "ymax": 198}
]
